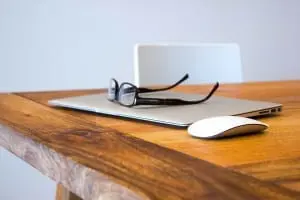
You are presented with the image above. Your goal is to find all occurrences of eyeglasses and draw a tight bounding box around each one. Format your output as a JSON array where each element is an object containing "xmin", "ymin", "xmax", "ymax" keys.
[
  {"xmin": 108, "ymin": 74, "xmax": 219, "ymax": 107},
  {"xmin": 108, "ymin": 74, "xmax": 189, "ymax": 102}
]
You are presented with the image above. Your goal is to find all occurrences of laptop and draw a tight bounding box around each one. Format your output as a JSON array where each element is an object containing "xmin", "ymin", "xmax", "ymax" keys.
[{"xmin": 48, "ymin": 91, "xmax": 282, "ymax": 127}]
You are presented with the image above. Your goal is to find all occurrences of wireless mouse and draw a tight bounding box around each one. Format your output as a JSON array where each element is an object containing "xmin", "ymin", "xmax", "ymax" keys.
[{"xmin": 187, "ymin": 116, "xmax": 268, "ymax": 139}]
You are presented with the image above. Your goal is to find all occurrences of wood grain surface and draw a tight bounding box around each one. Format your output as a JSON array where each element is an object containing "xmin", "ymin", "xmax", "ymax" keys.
[
  {"xmin": 1, "ymin": 81, "xmax": 300, "ymax": 199},
  {"xmin": 230, "ymin": 157, "xmax": 300, "ymax": 192},
  {"xmin": 20, "ymin": 81, "xmax": 300, "ymax": 166}
]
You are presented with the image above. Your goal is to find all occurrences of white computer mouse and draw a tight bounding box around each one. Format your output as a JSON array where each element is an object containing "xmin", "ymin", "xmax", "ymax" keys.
[{"xmin": 187, "ymin": 116, "xmax": 268, "ymax": 139}]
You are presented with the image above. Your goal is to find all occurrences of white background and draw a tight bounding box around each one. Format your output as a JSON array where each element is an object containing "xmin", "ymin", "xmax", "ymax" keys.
[
  {"xmin": 1, "ymin": 0, "xmax": 300, "ymax": 92},
  {"xmin": 0, "ymin": 0, "xmax": 300, "ymax": 199}
]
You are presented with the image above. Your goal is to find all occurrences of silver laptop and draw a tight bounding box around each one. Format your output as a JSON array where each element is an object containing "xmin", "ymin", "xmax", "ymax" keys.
[{"xmin": 48, "ymin": 91, "xmax": 282, "ymax": 127}]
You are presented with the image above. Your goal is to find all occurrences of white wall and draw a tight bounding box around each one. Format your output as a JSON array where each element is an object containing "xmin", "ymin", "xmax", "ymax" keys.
[
  {"xmin": 0, "ymin": 1, "xmax": 300, "ymax": 199},
  {"xmin": 1, "ymin": 0, "xmax": 300, "ymax": 92}
]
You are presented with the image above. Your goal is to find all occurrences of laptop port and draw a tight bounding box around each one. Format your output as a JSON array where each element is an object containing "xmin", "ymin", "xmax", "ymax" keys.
[{"xmin": 259, "ymin": 110, "xmax": 270, "ymax": 115}]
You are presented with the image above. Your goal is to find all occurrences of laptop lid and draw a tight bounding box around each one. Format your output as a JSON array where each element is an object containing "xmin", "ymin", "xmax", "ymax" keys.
[{"xmin": 48, "ymin": 91, "xmax": 282, "ymax": 127}]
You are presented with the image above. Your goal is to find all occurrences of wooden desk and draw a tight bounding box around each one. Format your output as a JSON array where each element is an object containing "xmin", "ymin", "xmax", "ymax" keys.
[{"xmin": 1, "ymin": 81, "xmax": 300, "ymax": 199}]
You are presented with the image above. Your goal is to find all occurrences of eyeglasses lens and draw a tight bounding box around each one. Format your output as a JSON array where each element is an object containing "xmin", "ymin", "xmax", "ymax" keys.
[
  {"xmin": 108, "ymin": 79, "xmax": 117, "ymax": 101},
  {"xmin": 119, "ymin": 83, "xmax": 136, "ymax": 106}
]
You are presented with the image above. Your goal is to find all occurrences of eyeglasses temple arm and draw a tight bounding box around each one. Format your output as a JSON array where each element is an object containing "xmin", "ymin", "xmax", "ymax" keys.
[
  {"xmin": 193, "ymin": 82, "xmax": 219, "ymax": 103},
  {"xmin": 134, "ymin": 82, "xmax": 219, "ymax": 106},
  {"xmin": 137, "ymin": 74, "xmax": 189, "ymax": 93}
]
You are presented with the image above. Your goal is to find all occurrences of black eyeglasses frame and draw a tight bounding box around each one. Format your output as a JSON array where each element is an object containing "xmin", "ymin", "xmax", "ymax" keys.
[
  {"xmin": 108, "ymin": 74, "xmax": 189, "ymax": 102},
  {"xmin": 117, "ymin": 81, "xmax": 219, "ymax": 107}
]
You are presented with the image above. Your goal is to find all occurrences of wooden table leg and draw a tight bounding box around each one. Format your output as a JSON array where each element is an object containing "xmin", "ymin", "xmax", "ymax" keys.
[{"xmin": 56, "ymin": 184, "xmax": 82, "ymax": 200}]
